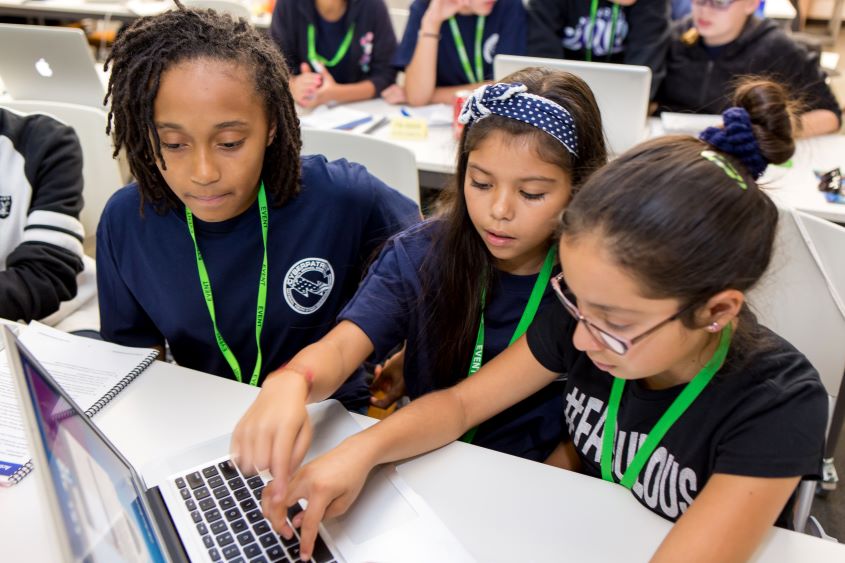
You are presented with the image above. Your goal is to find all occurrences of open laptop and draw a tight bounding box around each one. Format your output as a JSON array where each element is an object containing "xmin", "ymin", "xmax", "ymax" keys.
[
  {"xmin": 0, "ymin": 24, "xmax": 108, "ymax": 109},
  {"xmin": 494, "ymin": 54, "xmax": 651, "ymax": 155},
  {"xmin": 4, "ymin": 327, "xmax": 474, "ymax": 563}
]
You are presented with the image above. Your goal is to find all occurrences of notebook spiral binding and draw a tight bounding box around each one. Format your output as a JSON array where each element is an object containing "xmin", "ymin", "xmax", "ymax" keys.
[
  {"xmin": 84, "ymin": 351, "xmax": 158, "ymax": 418},
  {"xmin": 7, "ymin": 459, "xmax": 34, "ymax": 485}
]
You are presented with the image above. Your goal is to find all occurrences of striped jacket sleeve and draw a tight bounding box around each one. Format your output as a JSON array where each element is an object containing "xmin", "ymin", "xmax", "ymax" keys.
[{"xmin": 0, "ymin": 111, "xmax": 85, "ymax": 322}]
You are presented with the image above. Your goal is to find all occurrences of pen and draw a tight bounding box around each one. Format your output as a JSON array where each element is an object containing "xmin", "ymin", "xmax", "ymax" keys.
[
  {"xmin": 362, "ymin": 116, "xmax": 389, "ymax": 135},
  {"xmin": 400, "ymin": 107, "xmax": 412, "ymax": 117}
]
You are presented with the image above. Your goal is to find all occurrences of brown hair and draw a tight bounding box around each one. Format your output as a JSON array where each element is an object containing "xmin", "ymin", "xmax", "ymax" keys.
[
  {"xmin": 105, "ymin": 1, "xmax": 301, "ymax": 213},
  {"xmin": 423, "ymin": 67, "xmax": 607, "ymax": 388},
  {"xmin": 560, "ymin": 79, "xmax": 795, "ymax": 351}
]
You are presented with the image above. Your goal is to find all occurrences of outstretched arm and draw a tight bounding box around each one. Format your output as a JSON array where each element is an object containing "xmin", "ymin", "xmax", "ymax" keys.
[{"xmin": 277, "ymin": 335, "xmax": 559, "ymax": 560}]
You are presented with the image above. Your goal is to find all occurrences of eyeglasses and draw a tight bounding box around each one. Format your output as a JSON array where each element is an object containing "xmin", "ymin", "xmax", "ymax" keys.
[
  {"xmin": 692, "ymin": 0, "xmax": 740, "ymax": 9},
  {"xmin": 550, "ymin": 272, "xmax": 693, "ymax": 355}
]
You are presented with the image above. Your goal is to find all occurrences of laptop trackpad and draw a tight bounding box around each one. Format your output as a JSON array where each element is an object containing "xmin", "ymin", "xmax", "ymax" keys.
[{"xmin": 325, "ymin": 465, "xmax": 418, "ymax": 545}]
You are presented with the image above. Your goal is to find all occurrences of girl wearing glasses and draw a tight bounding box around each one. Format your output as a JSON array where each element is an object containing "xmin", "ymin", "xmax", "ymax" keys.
[
  {"xmin": 275, "ymin": 78, "xmax": 827, "ymax": 561},
  {"xmin": 270, "ymin": 0, "xmax": 398, "ymax": 108},
  {"xmin": 657, "ymin": 0, "xmax": 841, "ymax": 136},
  {"xmin": 382, "ymin": 0, "xmax": 526, "ymax": 106}
]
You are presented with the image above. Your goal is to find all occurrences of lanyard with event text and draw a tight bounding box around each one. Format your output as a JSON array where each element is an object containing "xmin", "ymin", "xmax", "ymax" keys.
[
  {"xmin": 600, "ymin": 324, "xmax": 732, "ymax": 488},
  {"xmin": 461, "ymin": 245, "xmax": 557, "ymax": 443},
  {"xmin": 185, "ymin": 182, "xmax": 269, "ymax": 387},
  {"xmin": 448, "ymin": 15, "xmax": 485, "ymax": 84},
  {"xmin": 585, "ymin": 0, "xmax": 620, "ymax": 62},
  {"xmin": 307, "ymin": 23, "xmax": 356, "ymax": 68}
]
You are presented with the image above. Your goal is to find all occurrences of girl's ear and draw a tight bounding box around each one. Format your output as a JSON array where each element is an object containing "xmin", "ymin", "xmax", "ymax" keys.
[
  {"xmin": 267, "ymin": 124, "xmax": 277, "ymax": 147},
  {"xmin": 695, "ymin": 289, "xmax": 745, "ymax": 332}
]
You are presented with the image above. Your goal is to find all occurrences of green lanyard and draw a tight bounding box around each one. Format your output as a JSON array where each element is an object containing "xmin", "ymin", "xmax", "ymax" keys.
[
  {"xmin": 185, "ymin": 182, "xmax": 269, "ymax": 387},
  {"xmin": 585, "ymin": 0, "xmax": 620, "ymax": 62},
  {"xmin": 448, "ymin": 15, "xmax": 485, "ymax": 84},
  {"xmin": 461, "ymin": 246, "xmax": 557, "ymax": 443},
  {"xmin": 307, "ymin": 23, "xmax": 356, "ymax": 68},
  {"xmin": 601, "ymin": 325, "xmax": 732, "ymax": 488}
]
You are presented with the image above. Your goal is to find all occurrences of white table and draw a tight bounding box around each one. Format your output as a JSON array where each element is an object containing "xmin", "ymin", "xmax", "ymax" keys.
[{"xmin": 3, "ymin": 360, "xmax": 844, "ymax": 562}]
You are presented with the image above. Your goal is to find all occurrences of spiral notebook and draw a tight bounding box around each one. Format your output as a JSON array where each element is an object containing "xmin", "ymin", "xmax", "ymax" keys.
[{"xmin": 0, "ymin": 321, "xmax": 158, "ymax": 486}]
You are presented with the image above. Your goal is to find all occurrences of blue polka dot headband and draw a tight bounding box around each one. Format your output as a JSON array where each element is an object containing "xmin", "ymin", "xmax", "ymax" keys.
[{"xmin": 458, "ymin": 82, "xmax": 579, "ymax": 157}]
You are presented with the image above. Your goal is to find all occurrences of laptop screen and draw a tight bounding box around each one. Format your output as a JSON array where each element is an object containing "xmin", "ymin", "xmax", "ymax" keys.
[{"xmin": 16, "ymin": 340, "xmax": 166, "ymax": 563}]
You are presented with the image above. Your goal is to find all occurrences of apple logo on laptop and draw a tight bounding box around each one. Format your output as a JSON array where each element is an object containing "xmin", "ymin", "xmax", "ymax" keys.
[{"xmin": 35, "ymin": 58, "xmax": 53, "ymax": 78}]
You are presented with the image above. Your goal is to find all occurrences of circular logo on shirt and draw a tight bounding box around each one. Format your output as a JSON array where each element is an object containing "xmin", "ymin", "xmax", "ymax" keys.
[
  {"xmin": 483, "ymin": 33, "xmax": 500, "ymax": 64},
  {"xmin": 283, "ymin": 258, "xmax": 335, "ymax": 315}
]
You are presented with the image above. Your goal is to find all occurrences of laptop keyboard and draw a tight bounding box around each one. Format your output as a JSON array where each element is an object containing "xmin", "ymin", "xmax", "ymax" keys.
[{"xmin": 173, "ymin": 459, "xmax": 337, "ymax": 563}]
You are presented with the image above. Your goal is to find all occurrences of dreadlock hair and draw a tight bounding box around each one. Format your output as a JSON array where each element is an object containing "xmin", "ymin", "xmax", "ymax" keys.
[{"xmin": 105, "ymin": 1, "xmax": 301, "ymax": 212}]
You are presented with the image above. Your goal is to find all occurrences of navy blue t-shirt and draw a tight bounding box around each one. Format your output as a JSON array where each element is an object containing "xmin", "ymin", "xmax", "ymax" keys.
[
  {"xmin": 392, "ymin": 0, "xmax": 527, "ymax": 86},
  {"xmin": 339, "ymin": 221, "xmax": 564, "ymax": 461},
  {"xmin": 96, "ymin": 156, "xmax": 419, "ymax": 410}
]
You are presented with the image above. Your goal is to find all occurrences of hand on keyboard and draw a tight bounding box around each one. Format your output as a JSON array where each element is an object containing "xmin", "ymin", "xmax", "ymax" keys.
[
  {"xmin": 230, "ymin": 369, "xmax": 313, "ymax": 499},
  {"xmin": 275, "ymin": 437, "xmax": 374, "ymax": 561}
]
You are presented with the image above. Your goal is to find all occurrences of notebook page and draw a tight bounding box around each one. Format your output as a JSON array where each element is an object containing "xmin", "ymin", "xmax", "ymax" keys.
[{"xmin": 0, "ymin": 322, "xmax": 157, "ymax": 485}]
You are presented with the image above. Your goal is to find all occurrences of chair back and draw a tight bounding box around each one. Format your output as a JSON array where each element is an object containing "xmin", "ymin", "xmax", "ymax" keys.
[
  {"xmin": 749, "ymin": 207, "xmax": 845, "ymax": 404},
  {"xmin": 388, "ymin": 8, "xmax": 410, "ymax": 39},
  {"xmin": 300, "ymin": 127, "xmax": 420, "ymax": 206},
  {"xmin": 1, "ymin": 100, "xmax": 126, "ymax": 252}
]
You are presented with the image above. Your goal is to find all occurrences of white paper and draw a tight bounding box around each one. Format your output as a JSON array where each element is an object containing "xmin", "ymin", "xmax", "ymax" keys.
[
  {"xmin": 299, "ymin": 105, "xmax": 373, "ymax": 130},
  {"xmin": 0, "ymin": 322, "xmax": 156, "ymax": 485}
]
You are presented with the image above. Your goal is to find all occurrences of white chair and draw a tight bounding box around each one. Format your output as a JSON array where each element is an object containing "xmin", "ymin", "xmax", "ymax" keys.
[
  {"xmin": 388, "ymin": 7, "xmax": 410, "ymax": 39},
  {"xmin": 183, "ymin": 0, "xmax": 252, "ymax": 19},
  {"xmin": 300, "ymin": 127, "xmax": 421, "ymax": 207},
  {"xmin": 0, "ymin": 100, "xmax": 127, "ymax": 253},
  {"xmin": 748, "ymin": 206, "xmax": 845, "ymax": 535}
]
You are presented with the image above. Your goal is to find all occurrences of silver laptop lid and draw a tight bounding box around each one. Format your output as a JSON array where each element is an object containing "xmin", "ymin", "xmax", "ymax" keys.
[
  {"xmin": 3, "ymin": 327, "xmax": 167, "ymax": 562},
  {"xmin": 493, "ymin": 54, "xmax": 651, "ymax": 155},
  {"xmin": 0, "ymin": 24, "xmax": 107, "ymax": 109}
]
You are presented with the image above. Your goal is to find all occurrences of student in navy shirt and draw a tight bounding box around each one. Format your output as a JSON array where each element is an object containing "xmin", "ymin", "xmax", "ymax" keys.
[
  {"xmin": 384, "ymin": 0, "xmax": 527, "ymax": 106},
  {"xmin": 271, "ymin": 0, "xmax": 398, "ymax": 108},
  {"xmin": 270, "ymin": 80, "xmax": 827, "ymax": 562},
  {"xmin": 526, "ymin": 0, "xmax": 670, "ymax": 99},
  {"xmin": 232, "ymin": 69, "xmax": 609, "ymax": 541},
  {"xmin": 97, "ymin": 4, "xmax": 418, "ymax": 410}
]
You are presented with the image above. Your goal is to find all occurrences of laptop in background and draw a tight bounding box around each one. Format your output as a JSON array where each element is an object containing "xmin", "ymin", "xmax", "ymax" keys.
[
  {"xmin": 494, "ymin": 54, "xmax": 651, "ymax": 155},
  {"xmin": 4, "ymin": 327, "xmax": 474, "ymax": 563},
  {"xmin": 0, "ymin": 24, "xmax": 107, "ymax": 109}
]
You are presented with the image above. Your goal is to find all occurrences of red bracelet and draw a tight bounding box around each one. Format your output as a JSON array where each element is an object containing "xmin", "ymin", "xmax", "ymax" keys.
[{"xmin": 279, "ymin": 363, "xmax": 314, "ymax": 395}]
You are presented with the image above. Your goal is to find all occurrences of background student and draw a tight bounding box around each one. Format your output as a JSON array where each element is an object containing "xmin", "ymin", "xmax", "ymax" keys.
[
  {"xmin": 271, "ymin": 0, "xmax": 398, "ymax": 108},
  {"xmin": 657, "ymin": 0, "xmax": 842, "ymax": 136},
  {"xmin": 0, "ymin": 107, "xmax": 92, "ymax": 325},
  {"xmin": 96, "ymin": 4, "xmax": 418, "ymax": 411},
  {"xmin": 384, "ymin": 0, "xmax": 527, "ymax": 106},
  {"xmin": 231, "ymin": 67, "xmax": 608, "ymax": 478},
  {"xmin": 526, "ymin": 0, "xmax": 670, "ymax": 99},
  {"xmin": 266, "ymin": 80, "xmax": 828, "ymax": 562}
]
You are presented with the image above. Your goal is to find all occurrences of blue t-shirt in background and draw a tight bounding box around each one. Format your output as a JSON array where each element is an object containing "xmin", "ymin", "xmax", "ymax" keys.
[
  {"xmin": 339, "ymin": 221, "xmax": 564, "ymax": 461},
  {"xmin": 392, "ymin": 0, "xmax": 527, "ymax": 86},
  {"xmin": 96, "ymin": 156, "xmax": 419, "ymax": 410}
]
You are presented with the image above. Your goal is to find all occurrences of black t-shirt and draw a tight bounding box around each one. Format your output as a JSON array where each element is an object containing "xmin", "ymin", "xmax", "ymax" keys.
[{"xmin": 526, "ymin": 298, "xmax": 828, "ymax": 524}]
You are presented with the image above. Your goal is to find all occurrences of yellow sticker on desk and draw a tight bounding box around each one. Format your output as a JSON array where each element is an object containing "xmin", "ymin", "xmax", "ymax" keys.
[{"xmin": 389, "ymin": 117, "xmax": 428, "ymax": 140}]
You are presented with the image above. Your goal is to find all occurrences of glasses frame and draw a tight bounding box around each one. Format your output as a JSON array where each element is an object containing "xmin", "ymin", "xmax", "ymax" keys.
[
  {"xmin": 550, "ymin": 272, "xmax": 696, "ymax": 355},
  {"xmin": 692, "ymin": 0, "xmax": 740, "ymax": 10}
]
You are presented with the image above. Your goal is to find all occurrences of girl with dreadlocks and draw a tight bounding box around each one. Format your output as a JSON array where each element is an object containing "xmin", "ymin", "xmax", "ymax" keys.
[{"xmin": 96, "ymin": 3, "xmax": 419, "ymax": 411}]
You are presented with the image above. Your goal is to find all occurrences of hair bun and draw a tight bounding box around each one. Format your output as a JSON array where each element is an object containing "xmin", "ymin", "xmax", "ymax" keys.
[
  {"xmin": 733, "ymin": 79, "xmax": 795, "ymax": 166},
  {"xmin": 699, "ymin": 107, "xmax": 768, "ymax": 179}
]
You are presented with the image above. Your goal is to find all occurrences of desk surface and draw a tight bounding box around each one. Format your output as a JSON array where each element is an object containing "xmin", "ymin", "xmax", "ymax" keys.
[{"xmin": 3, "ymin": 360, "xmax": 844, "ymax": 562}]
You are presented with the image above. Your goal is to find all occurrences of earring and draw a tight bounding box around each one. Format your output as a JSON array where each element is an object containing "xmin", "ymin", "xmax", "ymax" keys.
[{"xmin": 708, "ymin": 322, "xmax": 720, "ymax": 332}]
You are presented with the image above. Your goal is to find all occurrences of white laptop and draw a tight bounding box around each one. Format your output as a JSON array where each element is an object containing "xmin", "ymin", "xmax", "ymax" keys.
[
  {"xmin": 0, "ymin": 24, "xmax": 108, "ymax": 109},
  {"xmin": 494, "ymin": 54, "xmax": 651, "ymax": 155},
  {"xmin": 4, "ymin": 327, "xmax": 474, "ymax": 563}
]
